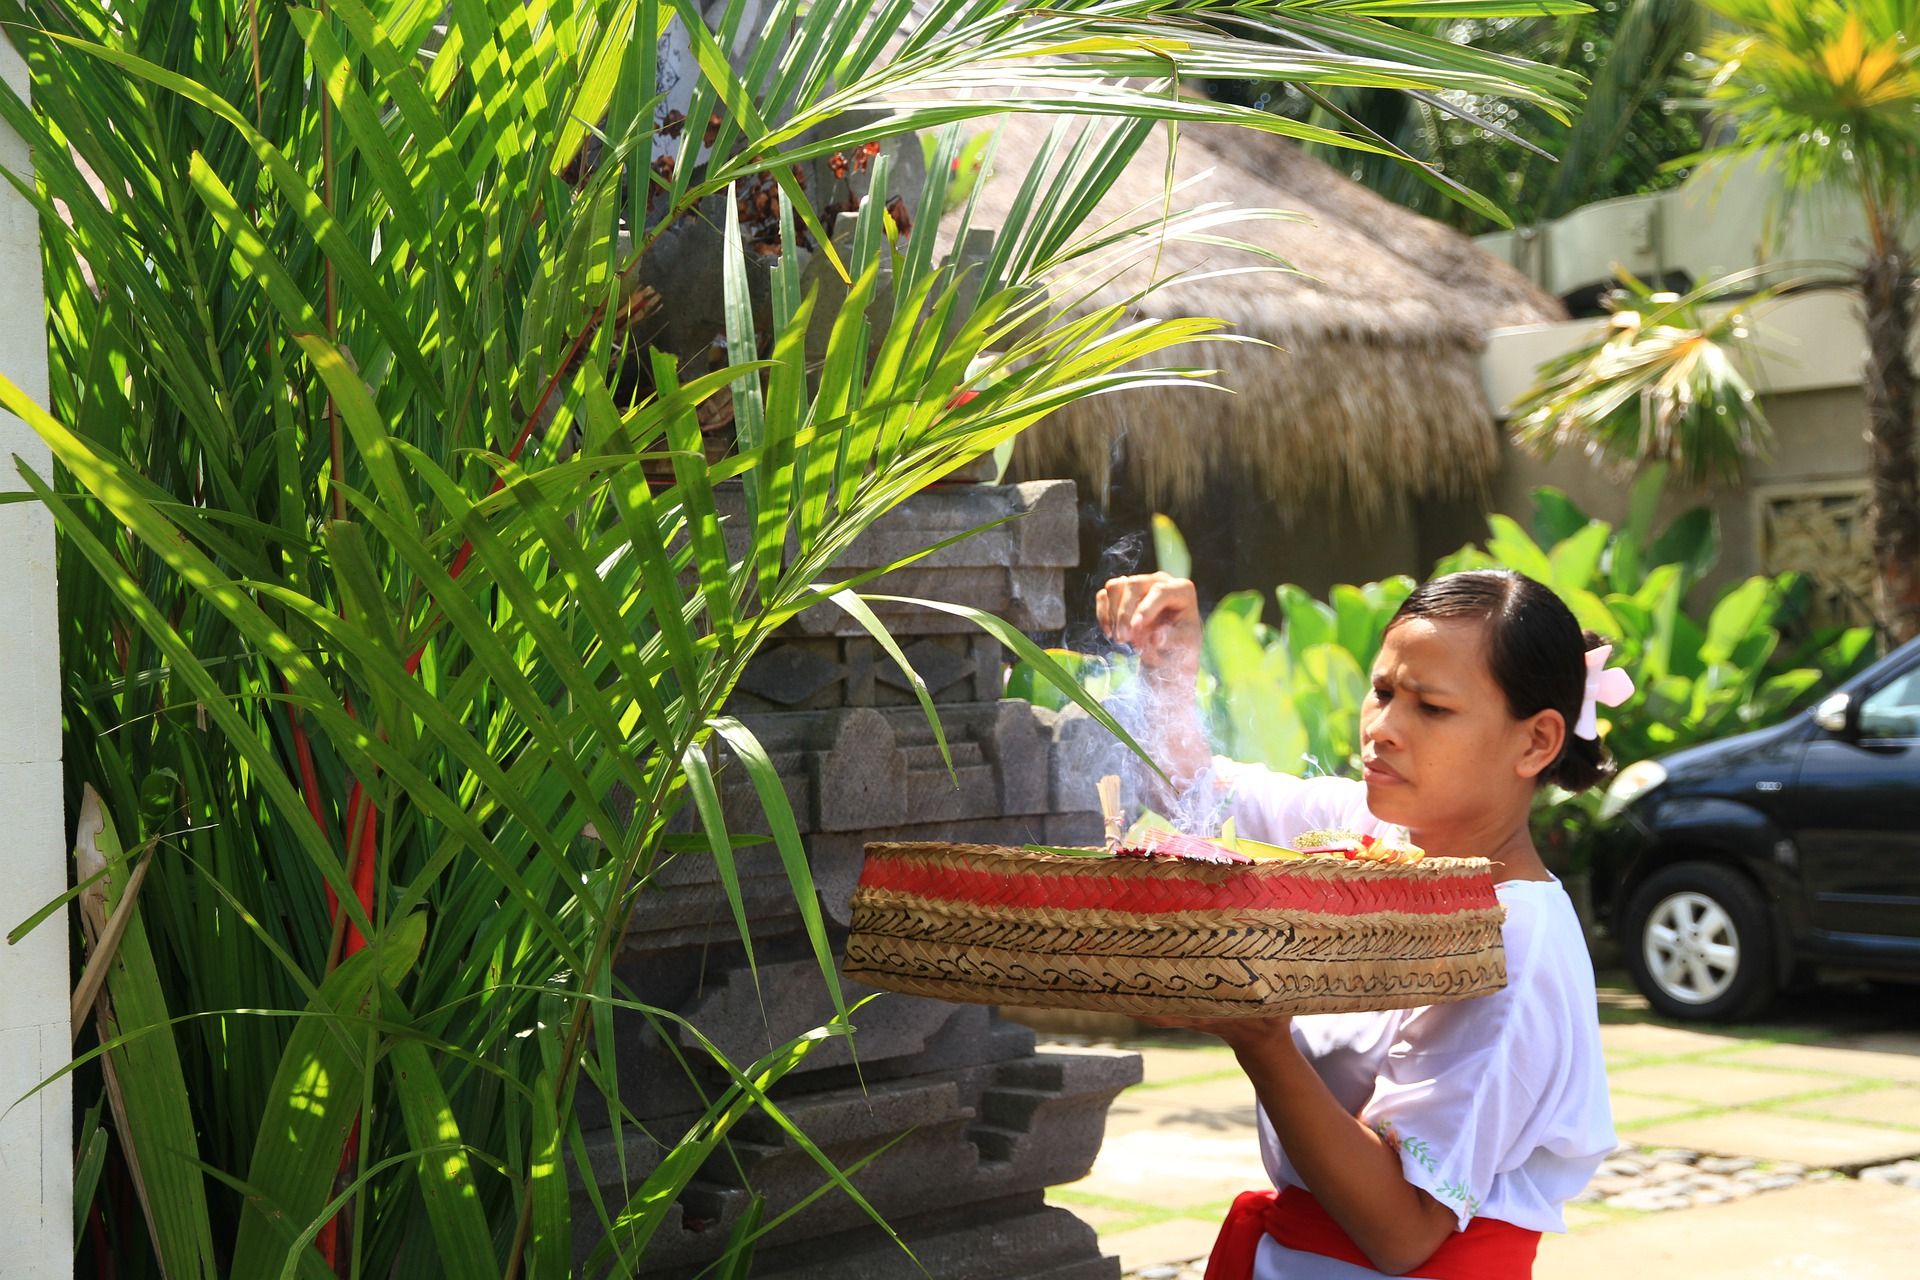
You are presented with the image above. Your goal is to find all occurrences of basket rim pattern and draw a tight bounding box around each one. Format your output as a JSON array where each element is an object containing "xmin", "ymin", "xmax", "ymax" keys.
[
  {"xmin": 856, "ymin": 840, "xmax": 1501, "ymax": 919},
  {"xmin": 844, "ymin": 839, "xmax": 1509, "ymax": 1018}
]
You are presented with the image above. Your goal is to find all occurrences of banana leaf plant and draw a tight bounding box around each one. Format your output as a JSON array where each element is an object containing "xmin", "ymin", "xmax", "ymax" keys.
[
  {"xmin": 1196, "ymin": 577, "xmax": 1414, "ymax": 776},
  {"xmin": 1014, "ymin": 486, "xmax": 1871, "ymax": 786},
  {"xmin": 0, "ymin": 1, "xmax": 1586, "ymax": 1276}
]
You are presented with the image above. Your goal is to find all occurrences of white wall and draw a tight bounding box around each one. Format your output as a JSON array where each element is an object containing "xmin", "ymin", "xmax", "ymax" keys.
[
  {"xmin": 1480, "ymin": 288, "xmax": 1868, "ymax": 414},
  {"xmin": 1476, "ymin": 152, "xmax": 1920, "ymax": 302},
  {"xmin": 1464, "ymin": 289, "xmax": 1878, "ymax": 612},
  {"xmin": 0, "ymin": 32, "xmax": 70, "ymax": 1280}
]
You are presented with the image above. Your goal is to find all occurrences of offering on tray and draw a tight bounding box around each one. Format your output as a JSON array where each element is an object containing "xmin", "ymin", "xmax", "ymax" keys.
[
  {"xmin": 842, "ymin": 837, "xmax": 1506, "ymax": 1019},
  {"xmin": 1110, "ymin": 818, "xmax": 1425, "ymax": 867},
  {"xmin": 1111, "ymin": 826, "xmax": 1251, "ymax": 864},
  {"xmin": 1290, "ymin": 829, "xmax": 1427, "ymax": 865}
]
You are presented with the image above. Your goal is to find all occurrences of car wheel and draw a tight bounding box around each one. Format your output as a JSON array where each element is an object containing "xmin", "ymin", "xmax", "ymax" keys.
[{"xmin": 1623, "ymin": 861, "xmax": 1776, "ymax": 1022}]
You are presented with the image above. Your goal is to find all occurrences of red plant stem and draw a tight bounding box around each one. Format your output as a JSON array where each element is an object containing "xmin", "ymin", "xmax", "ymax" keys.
[
  {"xmin": 283, "ymin": 680, "xmax": 329, "ymax": 834},
  {"xmin": 306, "ymin": 285, "xmax": 614, "ymax": 1275},
  {"xmin": 348, "ymin": 795, "xmax": 377, "ymax": 958},
  {"xmin": 315, "ymin": 1119, "xmax": 361, "ymax": 1270},
  {"xmin": 316, "ymin": 794, "xmax": 373, "ymax": 1272},
  {"xmin": 316, "ymin": 1196, "xmax": 339, "ymax": 1269},
  {"xmin": 86, "ymin": 1199, "xmax": 113, "ymax": 1280}
]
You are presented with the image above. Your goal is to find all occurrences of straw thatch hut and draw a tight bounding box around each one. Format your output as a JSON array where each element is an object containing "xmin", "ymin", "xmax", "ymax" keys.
[{"xmin": 945, "ymin": 112, "xmax": 1564, "ymax": 599}]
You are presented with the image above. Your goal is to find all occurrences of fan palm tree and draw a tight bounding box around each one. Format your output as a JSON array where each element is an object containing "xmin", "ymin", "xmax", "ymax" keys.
[
  {"xmin": 1691, "ymin": 0, "xmax": 1920, "ymax": 641},
  {"xmin": 1508, "ymin": 269, "xmax": 1776, "ymax": 488},
  {"xmin": 0, "ymin": 2, "xmax": 1584, "ymax": 1276}
]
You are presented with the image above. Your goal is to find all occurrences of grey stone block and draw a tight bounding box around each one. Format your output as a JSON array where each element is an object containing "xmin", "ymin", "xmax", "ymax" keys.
[
  {"xmin": 730, "ymin": 635, "xmax": 1007, "ymax": 714},
  {"xmin": 616, "ymin": 839, "xmax": 797, "ymax": 954},
  {"xmin": 587, "ymin": 475, "xmax": 1124, "ymax": 1279},
  {"xmin": 644, "ymin": 705, "xmax": 1096, "ymax": 849},
  {"xmin": 675, "ymin": 959, "xmax": 966, "ymax": 1076},
  {"xmin": 725, "ymin": 1202, "xmax": 1121, "ymax": 1280},
  {"xmin": 578, "ymin": 1044, "xmax": 1139, "ymax": 1276},
  {"xmin": 716, "ymin": 480, "xmax": 1078, "ymax": 635}
]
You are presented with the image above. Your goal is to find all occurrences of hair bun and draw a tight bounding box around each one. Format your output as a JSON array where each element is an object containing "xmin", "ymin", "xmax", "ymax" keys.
[{"xmin": 1548, "ymin": 732, "xmax": 1613, "ymax": 793}]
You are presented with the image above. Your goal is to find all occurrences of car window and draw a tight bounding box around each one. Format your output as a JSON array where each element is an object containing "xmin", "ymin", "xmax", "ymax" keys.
[{"xmin": 1859, "ymin": 667, "xmax": 1920, "ymax": 739}]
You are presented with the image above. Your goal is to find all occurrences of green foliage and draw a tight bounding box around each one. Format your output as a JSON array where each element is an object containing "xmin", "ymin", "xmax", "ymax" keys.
[
  {"xmin": 1013, "ymin": 487, "xmax": 1871, "ymax": 814},
  {"xmin": 1153, "ymin": 512, "xmax": 1193, "ymax": 580},
  {"xmin": 1211, "ymin": 0, "xmax": 1710, "ymax": 233},
  {"xmin": 1438, "ymin": 484, "xmax": 1870, "ymax": 764},
  {"xmin": 1198, "ymin": 578, "xmax": 1413, "ymax": 776},
  {"xmin": 1508, "ymin": 272, "xmax": 1777, "ymax": 489},
  {"xmin": 6, "ymin": 2, "xmax": 1586, "ymax": 1276},
  {"xmin": 1692, "ymin": 0, "xmax": 1920, "ymax": 243}
]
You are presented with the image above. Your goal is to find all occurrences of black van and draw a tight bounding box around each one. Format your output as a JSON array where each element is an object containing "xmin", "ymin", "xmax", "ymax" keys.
[{"xmin": 1595, "ymin": 636, "xmax": 1920, "ymax": 1021}]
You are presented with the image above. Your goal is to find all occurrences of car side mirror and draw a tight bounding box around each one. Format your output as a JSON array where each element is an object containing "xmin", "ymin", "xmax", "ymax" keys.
[{"xmin": 1813, "ymin": 691, "xmax": 1855, "ymax": 737}]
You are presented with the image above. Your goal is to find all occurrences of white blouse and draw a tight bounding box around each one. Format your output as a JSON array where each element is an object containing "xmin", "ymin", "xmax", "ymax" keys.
[{"xmin": 1202, "ymin": 761, "xmax": 1617, "ymax": 1280}]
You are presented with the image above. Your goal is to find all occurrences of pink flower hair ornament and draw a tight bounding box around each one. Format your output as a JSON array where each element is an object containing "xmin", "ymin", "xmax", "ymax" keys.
[{"xmin": 1574, "ymin": 644, "xmax": 1635, "ymax": 740}]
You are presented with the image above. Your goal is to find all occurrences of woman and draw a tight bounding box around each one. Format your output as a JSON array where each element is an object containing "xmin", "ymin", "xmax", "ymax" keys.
[{"xmin": 1095, "ymin": 569, "xmax": 1625, "ymax": 1279}]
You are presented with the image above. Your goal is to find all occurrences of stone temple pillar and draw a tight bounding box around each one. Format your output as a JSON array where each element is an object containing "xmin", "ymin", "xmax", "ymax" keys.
[{"xmin": 582, "ymin": 476, "xmax": 1140, "ymax": 1278}]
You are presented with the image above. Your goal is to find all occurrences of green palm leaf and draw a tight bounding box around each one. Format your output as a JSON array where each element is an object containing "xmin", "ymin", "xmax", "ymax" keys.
[{"xmin": 2, "ymin": 2, "xmax": 1592, "ymax": 1274}]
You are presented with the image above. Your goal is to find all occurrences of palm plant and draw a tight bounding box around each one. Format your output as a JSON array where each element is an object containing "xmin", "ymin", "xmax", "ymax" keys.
[
  {"xmin": 1690, "ymin": 0, "xmax": 1920, "ymax": 641},
  {"xmin": 0, "ymin": 2, "xmax": 1583, "ymax": 1276},
  {"xmin": 1508, "ymin": 269, "xmax": 1775, "ymax": 487},
  {"xmin": 1211, "ymin": 0, "xmax": 1708, "ymax": 232}
]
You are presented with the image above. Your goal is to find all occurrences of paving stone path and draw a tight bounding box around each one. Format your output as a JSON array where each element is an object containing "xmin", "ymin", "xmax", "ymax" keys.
[
  {"xmin": 1575, "ymin": 1145, "xmax": 1840, "ymax": 1212},
  {"xmin": 1032, "ymin": 979, "xmax": 1920, "ymax": 1280}
]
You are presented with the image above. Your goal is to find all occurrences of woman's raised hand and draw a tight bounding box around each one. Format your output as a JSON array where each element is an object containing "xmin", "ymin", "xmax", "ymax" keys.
[
  {"xmin": 1096, "ymin": 572, "xmax": 1202, "ymax": 679},
  {"xmin": 1096, "ymin": 572, "xmax": 1209, "ymax": 788}
]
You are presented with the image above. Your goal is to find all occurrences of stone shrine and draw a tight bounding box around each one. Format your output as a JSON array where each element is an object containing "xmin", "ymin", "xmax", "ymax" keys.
[{"xmin": 583, "ymin": 476, "xmax": 1141, "ymax": 1278}]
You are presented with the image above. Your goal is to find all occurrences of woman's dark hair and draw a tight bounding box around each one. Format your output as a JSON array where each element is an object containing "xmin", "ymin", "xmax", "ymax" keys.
[{"xmin": 1384, "ymin": 570, "xmax": 1613, "ymax": 793}]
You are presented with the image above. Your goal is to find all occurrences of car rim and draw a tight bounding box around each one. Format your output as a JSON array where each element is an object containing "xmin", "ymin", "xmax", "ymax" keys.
[{"xmin": 1643, "ymin": 891, "xmax": 1741, "ymax": 1006}]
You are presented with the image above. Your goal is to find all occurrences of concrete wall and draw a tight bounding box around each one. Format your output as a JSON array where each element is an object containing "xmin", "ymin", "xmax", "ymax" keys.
[
  {"xmin": 1462, "ymin": 290, "xmax": 1878, "ymax": 616},
  {"xmin": 1476, "ymin": 151, "xmax": 1919, "ymax": 305},
  {"xmin": 1144, "ymin": 289, "xmax": 1878, "ymax": 618},
  {"xmin": 1417, "ymin": 383, "xmax": 1871, "ymax": 605},
  {"xmin": 0, "ymin": 33, "xmax": 70, "ymax": 1280}
]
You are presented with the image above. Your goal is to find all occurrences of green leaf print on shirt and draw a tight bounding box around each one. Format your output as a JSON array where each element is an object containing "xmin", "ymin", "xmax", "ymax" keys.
[{"xmin": 1371, "ymin": 1120, "xmax": 1483, "ymax": 1217}]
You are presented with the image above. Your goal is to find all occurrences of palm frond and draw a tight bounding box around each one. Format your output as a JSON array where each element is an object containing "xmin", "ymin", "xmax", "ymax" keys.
[
  {"xmin": 1509, "ymin": 269, "xmax": 1783, "ymax": 486},
  {"xmin": 0, "ymin": 2, "xmax": 1592, "ymax": 1274}
]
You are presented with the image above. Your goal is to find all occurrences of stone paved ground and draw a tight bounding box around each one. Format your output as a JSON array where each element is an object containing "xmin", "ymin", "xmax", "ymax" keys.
[{"xmin": 1036, "ymin": 978, "xmax": 1920, "ymax": 1279}]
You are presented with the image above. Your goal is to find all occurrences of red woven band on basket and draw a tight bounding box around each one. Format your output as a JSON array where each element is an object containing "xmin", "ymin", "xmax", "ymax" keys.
[{"xmin": 856, "ymin": 853, "xmax": 1495, "ymax": 918}]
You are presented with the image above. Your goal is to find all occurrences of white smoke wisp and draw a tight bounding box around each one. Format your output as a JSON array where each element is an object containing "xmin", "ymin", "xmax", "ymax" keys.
[
  {"xmin": 1057, "ymin": 541, "xmax": 1235, "ymax": 841},
  {"xmin": 1103, "ymin": 664, "xmax": 1233, "ymax": 838}
]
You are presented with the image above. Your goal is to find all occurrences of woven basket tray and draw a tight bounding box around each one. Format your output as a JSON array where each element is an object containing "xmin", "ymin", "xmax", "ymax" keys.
[{"xmin": 843, "ymin": 841, "xmax": 1507, "ymax": 1018}]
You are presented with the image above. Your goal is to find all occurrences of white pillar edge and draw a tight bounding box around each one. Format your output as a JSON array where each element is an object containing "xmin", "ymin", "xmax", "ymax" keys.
[{"xmin": 0, "ymin": 28, "xmax": 72, "ymax": 1280}]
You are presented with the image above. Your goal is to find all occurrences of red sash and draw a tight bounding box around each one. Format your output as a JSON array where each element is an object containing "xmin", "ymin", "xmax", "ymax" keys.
[{"xmin": 1203, "ymin": 1187, "xmax": 1540, "ymax": 1280}]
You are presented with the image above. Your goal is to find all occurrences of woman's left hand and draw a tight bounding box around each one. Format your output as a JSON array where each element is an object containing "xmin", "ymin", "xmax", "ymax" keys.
[{"xmin": 1137, "ymin": 1013, "xmax": 1295, "ymax": 1059}]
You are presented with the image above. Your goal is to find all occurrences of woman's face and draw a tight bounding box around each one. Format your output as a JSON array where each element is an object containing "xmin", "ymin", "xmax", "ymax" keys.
[{"xmin": 1359, "ymin": 616, "xmax": 1564, "ymax": 834}]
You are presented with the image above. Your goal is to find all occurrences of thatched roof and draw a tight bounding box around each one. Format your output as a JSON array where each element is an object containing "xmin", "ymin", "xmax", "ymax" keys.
[{"xmin": 944, "ymin": 114, "xmax": 1565, "ymax": 515}]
